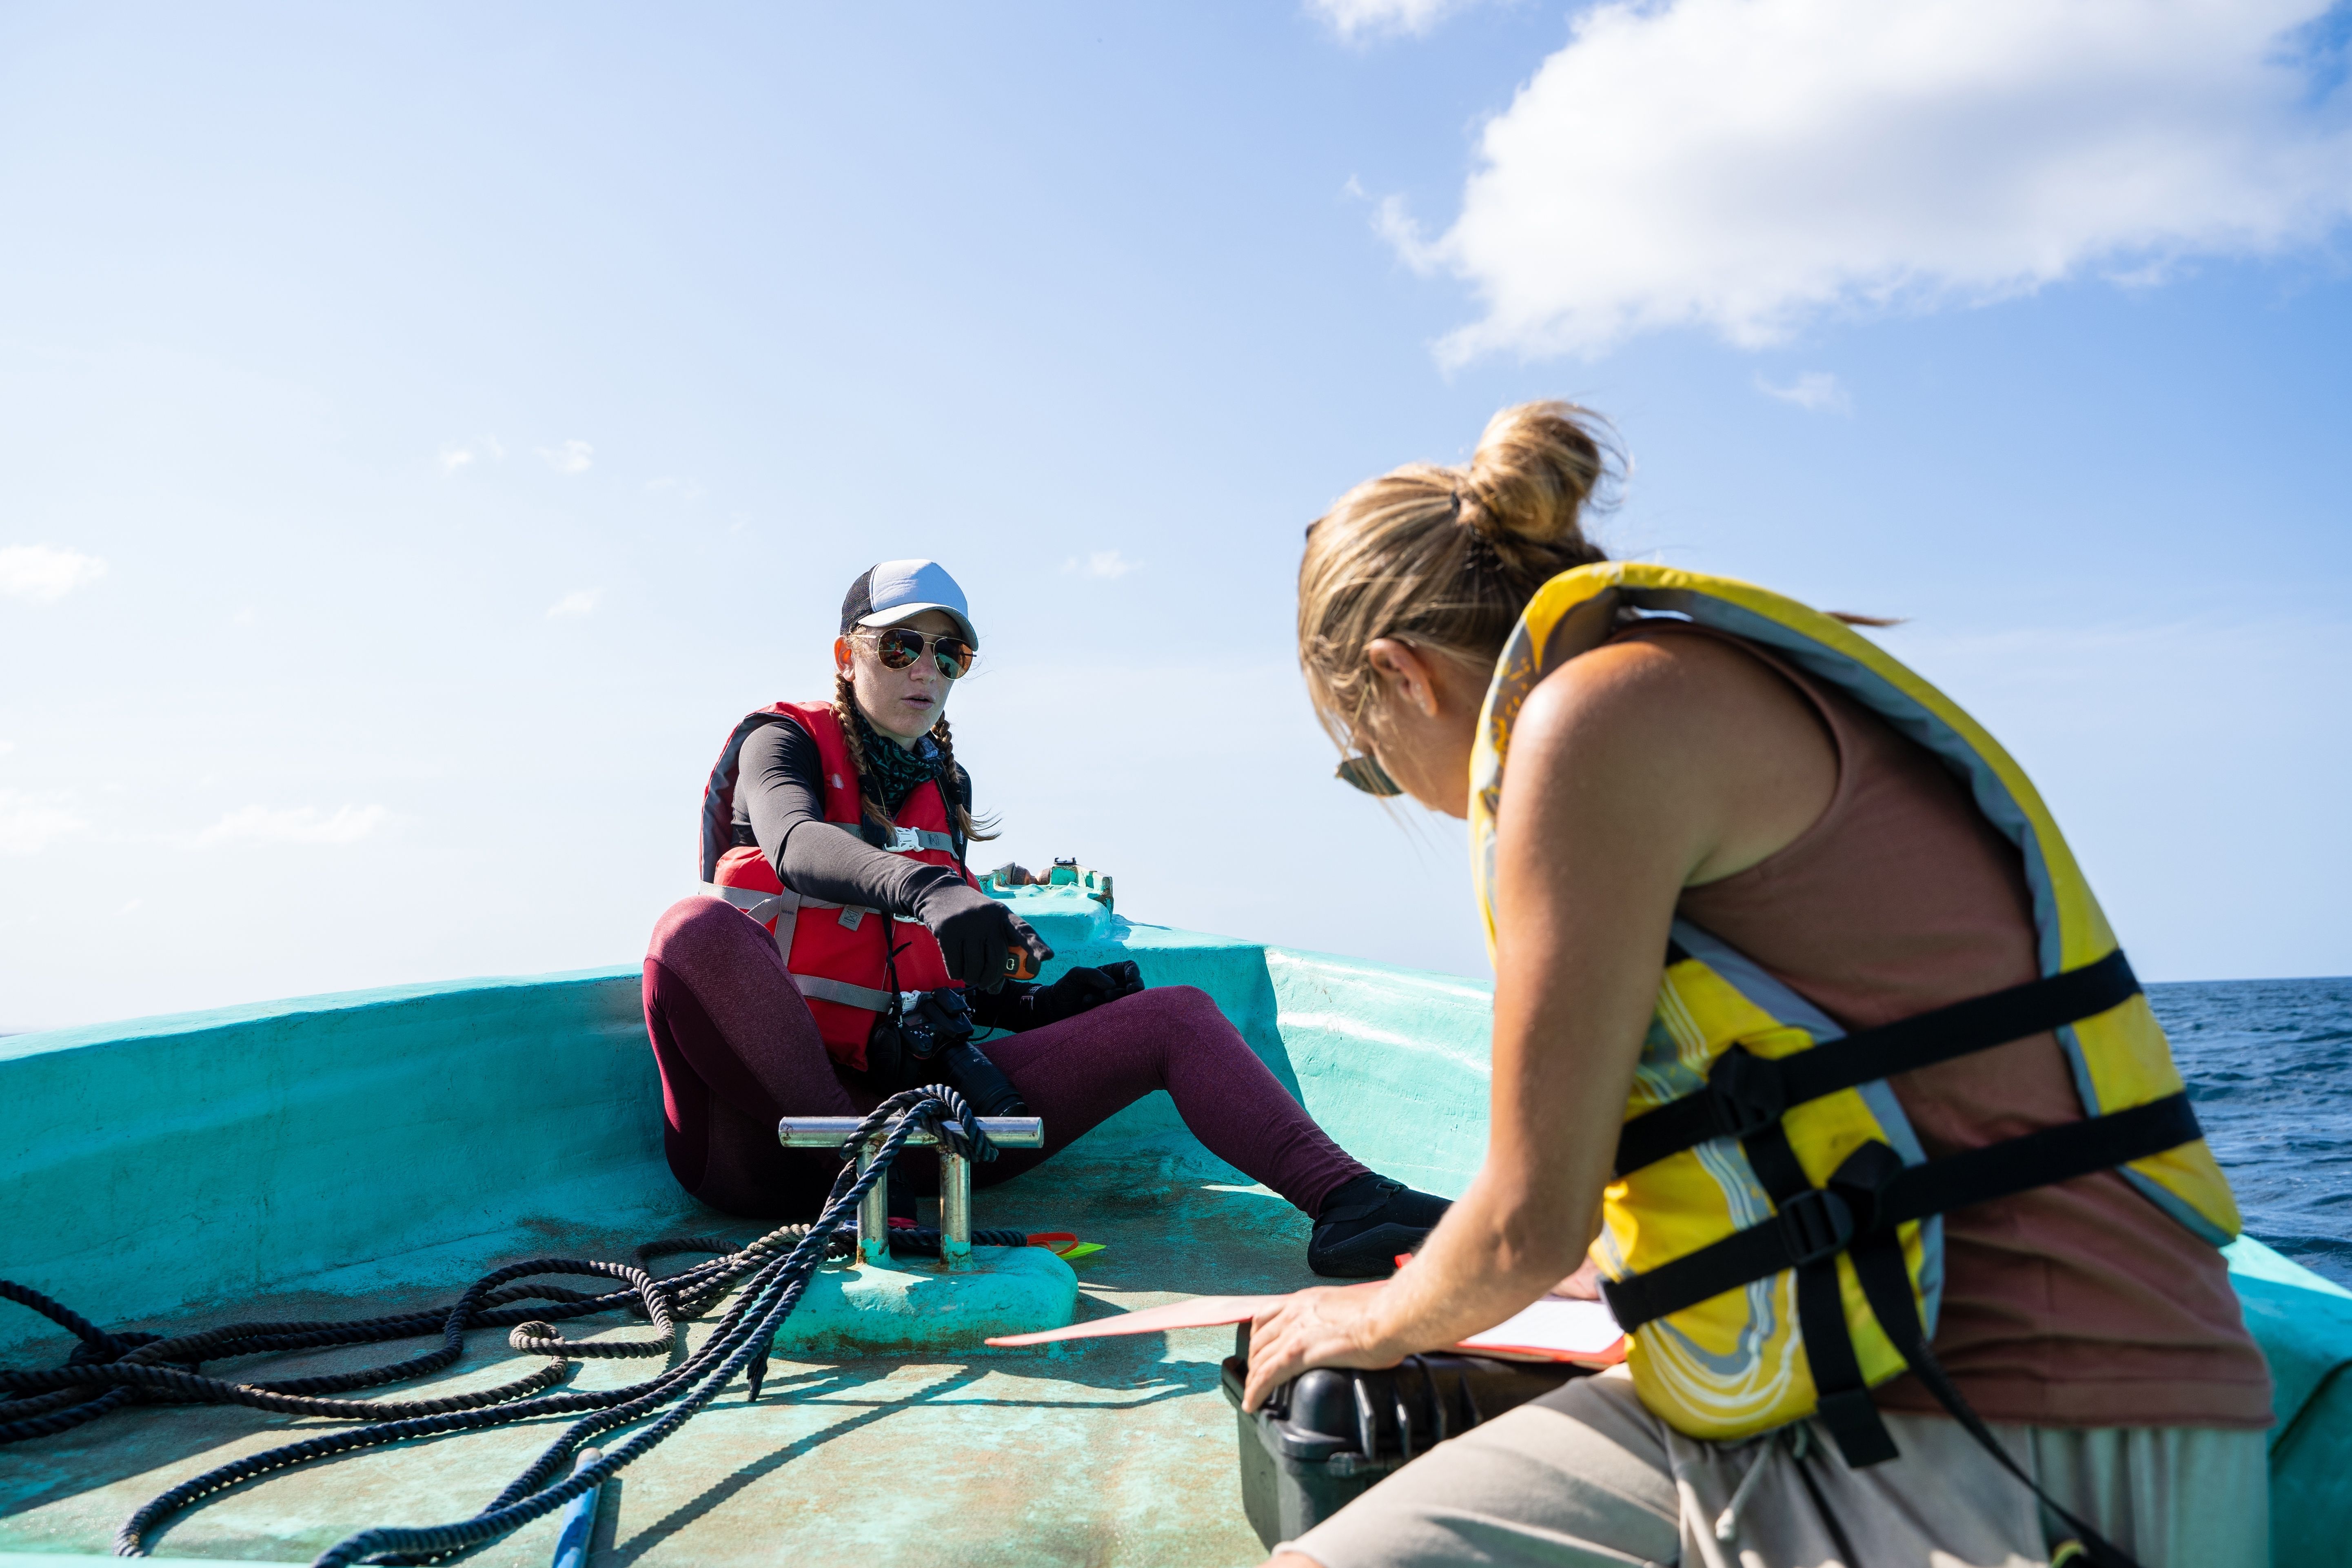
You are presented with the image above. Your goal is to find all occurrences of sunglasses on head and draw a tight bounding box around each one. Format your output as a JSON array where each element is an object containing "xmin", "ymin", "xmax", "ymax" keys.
[
  {"xmin": 860, "ymin": 627, "xmax": 978, "ymax": 679},
  {"xmin": 1335, "ymin": 754, "xmax": 1402, "ymax": 796}
]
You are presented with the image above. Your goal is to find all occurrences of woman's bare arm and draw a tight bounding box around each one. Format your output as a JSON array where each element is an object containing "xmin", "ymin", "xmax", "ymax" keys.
[{"xmin": 1243, "ymin": 634, "xmax": 1836, "ymax": 1408}]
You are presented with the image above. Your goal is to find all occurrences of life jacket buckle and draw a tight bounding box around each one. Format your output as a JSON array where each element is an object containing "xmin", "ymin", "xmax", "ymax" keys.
[
  {"xmin": 1775, "ymin": 1186, "xmax": 1854, "ymax": 1269},
  {"xmin": 1703, "ymin": 1048, "xmax": 1789, "ymax": 1142},
  {"xmin": 1825, "ymin": 1140, "xmax": 1905, "ymax": 1238},
  {"xmin": 883, "ymin": 825, "xmax": 925, "ymax": 853}
]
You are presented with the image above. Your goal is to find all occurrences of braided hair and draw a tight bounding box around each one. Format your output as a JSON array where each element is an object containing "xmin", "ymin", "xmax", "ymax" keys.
[
  {"xmin": 831, "ymin": 670, "xmax": 999, "ymax": 843},
  {"xmin": 831, "ymin": 671, "xmax": 895, "ymax": 831},
  {"xmin": 924, "ymin": 712, "xmax": 998, "ymax": 843}
]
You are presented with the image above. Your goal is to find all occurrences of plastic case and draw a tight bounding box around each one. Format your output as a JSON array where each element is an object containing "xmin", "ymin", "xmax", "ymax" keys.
[{"xmin": 1218, "ymin": 1324, "xmax": 1590, "ymax": 1549}]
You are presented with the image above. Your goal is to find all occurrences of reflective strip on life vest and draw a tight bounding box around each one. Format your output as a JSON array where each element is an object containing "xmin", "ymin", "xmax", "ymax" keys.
[
  {"xmin": 702, "ymin": 880, "xmax": 799, "ymax": 924},
  {"xmin": 788, "ymin": 973, "xmax": 897, "ymax": 1011},
  {"xmin": 698, "ymin": 880, "xmax": 882, "ymax": 930},
  {"xmin": 804, "ymin": 819, "xmax": 953, "ymax": 854},
  {"xmin": 872, "ymin": 823, "xmax": 956, "ymax": 854}
]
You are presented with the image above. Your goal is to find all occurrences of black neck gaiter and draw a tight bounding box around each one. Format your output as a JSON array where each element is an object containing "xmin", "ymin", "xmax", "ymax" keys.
[{"xmin": 851, "ymin": 703, "xmax": 943, "ymax": 817}]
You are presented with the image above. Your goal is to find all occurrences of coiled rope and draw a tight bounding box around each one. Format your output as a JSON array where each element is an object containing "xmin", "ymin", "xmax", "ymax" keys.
[{"xmin": 0, "ymin": 1085, "xmax": 995, "ymax": 1564}]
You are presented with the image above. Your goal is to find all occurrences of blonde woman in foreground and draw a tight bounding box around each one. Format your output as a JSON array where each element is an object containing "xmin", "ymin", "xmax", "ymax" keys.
[{"xmin": 1244, "ymin": 403, "xmax": 2269, "ymax": 1568}]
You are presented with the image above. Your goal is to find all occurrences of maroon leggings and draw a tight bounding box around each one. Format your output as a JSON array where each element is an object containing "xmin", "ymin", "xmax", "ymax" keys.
[{"xmin": 641, "ymin": 896, "xmax": 1368, "ymax": 1220}]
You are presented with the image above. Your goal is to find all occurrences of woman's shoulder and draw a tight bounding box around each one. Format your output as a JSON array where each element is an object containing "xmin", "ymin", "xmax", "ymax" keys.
[
  {"xmin": 1516, "ymin": 625, "xmax": 1794, "ymax": 758},
  {"xmin": 741, "ymin": 712, "xmax": 824, "ymax": 774},
  {"xmin": 1506, "ymin": 624, "xmax": 1839, "ymax": 881}
]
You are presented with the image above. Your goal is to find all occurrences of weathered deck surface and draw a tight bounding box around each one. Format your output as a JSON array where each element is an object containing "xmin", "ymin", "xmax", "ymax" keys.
[
  {"xmin": 0, "ymin": 1128, "xmax": 1305, "ymax": 1566},
  {"xmin": 0, "ymin": 899, "xmax": 1498, "ymax": 1566}
]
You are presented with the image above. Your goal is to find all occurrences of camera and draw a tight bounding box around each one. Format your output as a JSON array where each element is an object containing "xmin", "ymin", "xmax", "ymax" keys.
[{"xmin": 867, "ymin": 987, "xmax": 1030, "ymax": 1119}]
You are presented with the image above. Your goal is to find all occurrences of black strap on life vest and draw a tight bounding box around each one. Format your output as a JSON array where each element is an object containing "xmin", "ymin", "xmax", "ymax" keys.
[
  {"xmin": 1601, "ymin": 1093, "xmax": 2201, "ymax": 1568},
  {"xmin": 1843, "ymin": 1213, "xmax": 2149, "ymax": 1568},
  {"xmin": 1601, "ymin": 1091, "xmax": 2200, "ymax": 1334},
  {"xmin": 1613, "ymin": 947, "xmax": 2141, "ymax": 1178}
]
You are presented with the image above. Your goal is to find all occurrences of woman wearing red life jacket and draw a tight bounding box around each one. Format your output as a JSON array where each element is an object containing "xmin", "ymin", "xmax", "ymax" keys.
[{"xmin": 641, "ymin": 558, "xmax": 1448, "ymax": 1276}]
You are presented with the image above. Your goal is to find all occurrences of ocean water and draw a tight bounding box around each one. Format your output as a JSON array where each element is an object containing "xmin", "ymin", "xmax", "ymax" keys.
[{"xmin": 2153, "ymin": 977, "xmax": 2352, "ymax": 1289}]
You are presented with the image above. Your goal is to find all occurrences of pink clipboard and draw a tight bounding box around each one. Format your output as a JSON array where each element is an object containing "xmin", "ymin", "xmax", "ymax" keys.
[
  {"xmin": 985, "ymin": 1288, "xmax": 1628, "ymax": 1367},
  {"xmin": 985, "ymin": 1293, "xmax": 1289, "ymax": 1346}
]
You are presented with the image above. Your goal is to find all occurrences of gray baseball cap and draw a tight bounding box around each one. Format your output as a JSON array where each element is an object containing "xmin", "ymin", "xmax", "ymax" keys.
[{"xmin": 839, "ymin": 559, "xmax": 977, "ymax": 645}]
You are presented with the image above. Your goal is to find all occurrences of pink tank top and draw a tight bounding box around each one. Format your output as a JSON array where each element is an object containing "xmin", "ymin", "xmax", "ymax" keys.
[{"xmin": 1622, "ymin": 621, "xmax": 2271, "ymax": 1429}]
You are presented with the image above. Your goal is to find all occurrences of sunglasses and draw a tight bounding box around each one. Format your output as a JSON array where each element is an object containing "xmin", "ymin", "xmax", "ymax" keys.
[
  {"xmin": 1335, "ymin": 754, "xmax": 1402, "ymax": 796},
  {"xmin": 859, "ymin": 627, "xmax": 978, "ymax": 679}
]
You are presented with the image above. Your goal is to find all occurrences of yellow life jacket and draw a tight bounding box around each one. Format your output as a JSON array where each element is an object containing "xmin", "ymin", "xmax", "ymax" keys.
[{"xmin": 1467, "ymin": 563, "xmax": 2241, "ymax": 1467}]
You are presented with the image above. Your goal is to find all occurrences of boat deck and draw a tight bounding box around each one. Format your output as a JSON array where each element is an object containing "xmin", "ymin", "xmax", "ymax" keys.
[
  {"xmin": 4, "ymin": 894, "xmax": 2348, "ymax": 1564},
  {"xmin": 0, "ymin": 1125, "xmax": 1305, "ymax": 1566}
]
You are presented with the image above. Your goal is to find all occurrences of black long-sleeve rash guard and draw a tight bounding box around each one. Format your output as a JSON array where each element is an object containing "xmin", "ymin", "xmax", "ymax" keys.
[{"xmin": 728, "ymin": 716, "xmax": 972, "ymax": 918}]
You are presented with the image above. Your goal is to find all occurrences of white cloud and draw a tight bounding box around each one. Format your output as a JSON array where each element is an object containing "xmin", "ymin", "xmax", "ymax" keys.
[
  {"xmin": 1394, "ymin": 0, "xmax": 2352, "ymax": 360},
  {"xmin": 1756, "ymin": 370, "xmax": 1853, "ymax": 413},
  {"xmin": 537, "ymin": 439, "xmax": 594, "ymax": 475},
  {"xmin": 438, "ymin": 436, "xmax": 504, "ymax": 474},
  {"xmin": 0, "ymin": 793, "xmax": 86, "ymax": 855},
  {"xmin": 1062, "ymin": 550, "xmax": 1139, "ymax": 580},
  {"xmin": 546, "ymin": 589, "xmax": 601, "ymax": 618},
  {"xmin": 193, "ymin": 804, "xmax": 388, "ymax": 848},
  {"xmin": 0, "ymin": 544, "xmax": 108, "ymax": 603},
  {"xmin": 1309, "ymin": 0, "xmax": 1484, "ymax": 42}
]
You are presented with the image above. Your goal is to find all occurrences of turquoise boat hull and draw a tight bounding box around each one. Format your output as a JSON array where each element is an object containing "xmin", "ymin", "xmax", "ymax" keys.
[{"xmin": 2, "ymin": 892, "xmax": 2344, "ymax": 1564}]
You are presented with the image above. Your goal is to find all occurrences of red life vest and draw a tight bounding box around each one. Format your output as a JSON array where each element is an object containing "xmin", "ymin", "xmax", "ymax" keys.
[{"xmin": 696, "ymin": 700, "xmax": 974, "ymax": 1072}]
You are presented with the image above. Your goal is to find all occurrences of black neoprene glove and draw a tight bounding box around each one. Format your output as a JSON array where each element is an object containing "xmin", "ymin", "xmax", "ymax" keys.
[
  {"xmin": 911, "ymin": 881, "xmax": 1049, "ymax": 991},
  {"xmin": 978, "ymin": 961, "xmax": 1144, "ymax": 1031}
]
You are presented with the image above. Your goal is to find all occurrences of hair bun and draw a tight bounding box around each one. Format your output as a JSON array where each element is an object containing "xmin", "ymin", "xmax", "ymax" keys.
[{"xmin": 1462, "ymin": 401, "xmax": 1617, "ymax": 548}]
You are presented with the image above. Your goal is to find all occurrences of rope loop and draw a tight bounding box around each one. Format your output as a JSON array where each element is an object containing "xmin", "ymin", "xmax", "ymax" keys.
[
  {"xmin": 832, "ymin": 1084, "xmax": 1000, "ymax": 1164},
  {"xmin": 917, "ymin": 1081, "xmax": 997, "ymax": 1163},
  {"xmin": 4, "ymin": 1076, "xmax": 975, "ymax": 1561}
]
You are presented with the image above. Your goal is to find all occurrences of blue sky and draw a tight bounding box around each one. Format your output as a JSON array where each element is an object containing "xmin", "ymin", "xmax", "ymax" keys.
[{"xmin": 3, "ymin": 1, "xmax": 2349, "ymax": 1029}]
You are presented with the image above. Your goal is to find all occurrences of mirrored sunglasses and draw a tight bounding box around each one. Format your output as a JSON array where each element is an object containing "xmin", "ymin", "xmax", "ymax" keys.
[
  {"xmin": 1335, "ymin": 754, "xmax": 1402, "ymax": 796},
  {"xmin": 863, "ymin": 627, "xmax": 977, "ymax": 679}
]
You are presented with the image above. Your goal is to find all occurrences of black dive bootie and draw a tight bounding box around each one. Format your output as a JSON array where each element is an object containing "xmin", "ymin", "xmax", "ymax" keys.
[{"xmin": 1307, "ymin": 1174, "xmax": 1452, "ymax": 1277}]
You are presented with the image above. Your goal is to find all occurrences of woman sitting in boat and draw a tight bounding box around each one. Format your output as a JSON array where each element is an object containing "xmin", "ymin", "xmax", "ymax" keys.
[
  {"xmin": 1245, "ymin": 405, "xmax": 2269, "ymax": 1566},
  {"xmin": 641, "ymin": 558, "xmax": 1448, "ymax": 1276}
]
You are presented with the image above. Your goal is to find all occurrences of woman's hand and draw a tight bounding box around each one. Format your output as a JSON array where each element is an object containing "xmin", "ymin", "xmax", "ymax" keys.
[
  {"xmin": 913, "ymin": 882, "xmax": 1014, "ymax": 986},
  {"xmin": 1017, "ymin": 961, "xmax": 1144, "ymax": 1028},
  {"xmin": 1242, "ymin": 1285, "xmax": 1403, "ymax": 1413},
  {"xmin": 1552, "ymin": 1257, "xmax": 1603, "ymax": 1300},
  {"xmin": 914, "ymin": 883, "xmax": 1051, "ymax": 989}
]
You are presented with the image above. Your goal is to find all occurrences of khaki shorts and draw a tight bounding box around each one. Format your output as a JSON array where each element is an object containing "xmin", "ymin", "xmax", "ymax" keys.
[{"xmin": 1286, "ymin": 1366, "xmax": 2268, "ymax": 1568}]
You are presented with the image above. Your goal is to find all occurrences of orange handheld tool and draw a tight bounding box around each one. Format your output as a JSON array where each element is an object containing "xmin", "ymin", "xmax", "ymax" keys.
[{"xmin": 1004, "ymin": 931, "xmax": 1052, "ymax": 982}]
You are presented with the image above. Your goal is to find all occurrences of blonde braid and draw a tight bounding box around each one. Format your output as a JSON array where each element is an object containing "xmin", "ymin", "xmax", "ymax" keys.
[
  {"xmin": 831, "ymin": 671, "xmax": 895, "ymax": 830},
  {"xmin": 927, "ymin": 715, "xmax": 1000, "ymax": 843}
]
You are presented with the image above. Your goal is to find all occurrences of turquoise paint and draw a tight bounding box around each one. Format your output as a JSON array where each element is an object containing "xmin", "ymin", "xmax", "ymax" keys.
[
  {"xmin": 982, "ymin": 879, "xmax": 1118, "ymax": 950},
  {"xmin": 0, "ymin": 906, "xmax": 2346, "ymax": 1562},
  {"xmin": 770, "ymin": 1247, "xmax": 1078, "ymax": 1355},
  {"xmin": 1260, "ymin": 947, "xmax": 1494, "ymax": 1198},
  {"xmin": 2221, "ymin": 1233, "xmax": 2352, "ymax": 1302},
  {"xmin": 0, "ymin": 918, "xmax": 1438, "ymax": 1349},
  {"xmin": 2270, "ymin": 1354, "xmax": 2352, "ymax": 1565},
  {"xmin": 2223, "ymin": 1237, "xmax": 2352, "ymax": 1561},
  {"xmin": 0, "ymin": 965, "xmax": 670, "ymax": 1353}
]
